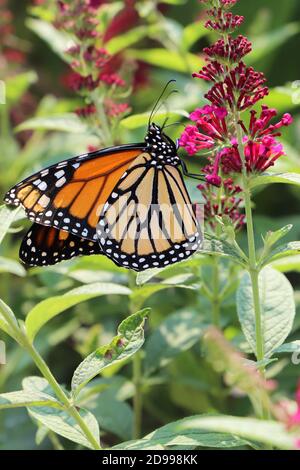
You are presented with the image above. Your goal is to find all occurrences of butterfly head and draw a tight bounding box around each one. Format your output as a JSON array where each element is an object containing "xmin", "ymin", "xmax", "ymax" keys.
[{"xmin": 145, "ymin": 122, "xmax": 180, "ymax": 166}]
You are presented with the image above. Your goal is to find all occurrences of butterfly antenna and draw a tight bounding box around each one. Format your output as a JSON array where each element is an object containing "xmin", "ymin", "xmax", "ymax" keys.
[
  {"xmin": 152, "ymin": 89, "xmax": 179, "ymax": 130},
  {"xmin": 148, "ymin": 79, "xmax": 177, "ymax": 129},
  {"xmin": 163, "ymin": 121, "xmax": 185, "ymax": 130}
]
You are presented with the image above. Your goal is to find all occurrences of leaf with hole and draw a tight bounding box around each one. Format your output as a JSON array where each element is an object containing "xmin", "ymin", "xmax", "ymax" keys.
[
  {"xmin": 113, "ymin": 415, "xmax": 252, "ymax": 450},
  {"xmin": 71, "ymin": 308, "xmax": 149, "ymax": 396}
]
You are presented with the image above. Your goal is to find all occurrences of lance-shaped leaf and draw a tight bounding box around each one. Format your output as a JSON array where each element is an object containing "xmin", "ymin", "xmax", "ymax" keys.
[
  {"xmin": 25, "ymin": 282, "xmax": 131, "ymax": 342},
  {"xmin": 0, "ymin": 390, "xmax": 62, "ymax": 411},
  {"xmin": 0, "ymin": 298, "xmax": 19, "ymax": 339},
  {"xmin": 250, "ymin": 172, "xmax": 300, "ymax": 189},
  {"xmin": 261, "ymin": 241, "xmax": 300, "ymax": 268},
  {"xmin": 71, "ymin": 308, "xmax": 150, "ymax": 396},
  {"xmin": 16, "ymin": 114, "xmax": 88, "ymax": 134},
  {"xmin": 28, "ymin": 406, "xmax": 100, "ymax": 450},
  {"xmin": 0, "ymin": 205, "xmax": 25, "ymax": 245},
  {"xmin": 175, "ymin": 415, "xmax": 296, "ymax": 450},
  {"xmin": 202, "ymin": 235, "xmax": 248, "ymax": 267},
  {"xmin": 113, "ymin": 415, "xmax": 251, "ymax": 450},
  {"xmin": 22, "ymin": 376, "xmax": 100, "ymax": 449},
  {"xmin": 0, "ymin": 257, "xmax": 26, "ymax": 277}
]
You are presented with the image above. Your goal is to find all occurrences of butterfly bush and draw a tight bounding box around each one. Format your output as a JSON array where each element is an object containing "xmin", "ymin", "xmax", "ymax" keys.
[
  {"xmin": 51, "ymin": 0, "xmax": 140, "ymax": 145},
  {"xmin": 179, "ymin": 0, "xmax": 293, "ymax": 228}
]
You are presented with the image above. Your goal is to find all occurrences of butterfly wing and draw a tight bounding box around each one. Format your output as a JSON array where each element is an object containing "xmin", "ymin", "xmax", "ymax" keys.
[
  {"xmin": 97, "ymin": 152, "xmax": 202, "ymax": 271},
  {"xmin": 5, "ymin": 146, "xmax": 144, "ymax": 241},
  {"xmin": 20, "ymin": 223, "xmax": 102, "ymax": 266}
]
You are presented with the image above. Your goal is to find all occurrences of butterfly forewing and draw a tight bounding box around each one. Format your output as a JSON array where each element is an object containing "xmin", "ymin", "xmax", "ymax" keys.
[
  {"xmin": 97, "ymin": 152, "xmax": 202, "ymax": 271},
  {"xmin": 5, "ymin": 147, "xmax": 143, "ymax": 241}
]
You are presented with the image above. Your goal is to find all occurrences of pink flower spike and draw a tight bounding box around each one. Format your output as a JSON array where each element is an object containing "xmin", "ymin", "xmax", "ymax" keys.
[
  {"xmin": 214, "ymin": 107, "xmax": 228, "ymax": 119},
  {"xmin": 282, "ymin": 113, "xmax": 293, "ymax": 126},
  {"xmin": 205, "ymin": 174, "xmax": 222, "ymax": 187}
]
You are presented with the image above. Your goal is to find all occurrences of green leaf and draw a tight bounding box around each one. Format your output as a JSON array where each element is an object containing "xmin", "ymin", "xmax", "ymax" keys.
[
  {"xmin": 262, "ymin": 241, "xmax": 300, "ymax": 267},
  {"xmin": 106, "ymin": 26, "xmax": 149, "ymax": 55},
  {"xmin": 144, "ymin": 309, "xmax": 204, "ymax": 375},
  {"xmin": 0, "ymin": 205, "xmax": 25, "ymax": 245},
  {"xmin": 126, "ymin": 48, "xmax": 202, "ymax": 73},
  {"xmin": 263, "ymin": 84, "xmax": 300, "ymax": 112},
  {"xmin": 131, "ymin": 280, "xmax": 197, "ymax": 308},
  {"xmin": 0, "ymin": 298, "xmax": 19, "ymax": 338},
  {"xmin": 6, "ymin": 71, "xmax": 38, "ymax": 105},
  {"xmin": 25, "ymin": 282, "xmax": 131, "ymax": 342},
  {"xmin": 271, "ymin": 254, "xmax": 300, "ymax": 273},
  {"xmin": 250, "ymin": 172, "xmax": 300, "ymax": 189},
  {"xmin": 237, "ymin": 267, "xmax": 296, "ymax": 358},
  {"xmin": 113, "ymin": 416, "xmax": 251, "ymax": 450},
  {"xmin": 0, "ymin": 391, "xmax": 62, "ymax": 410},
  {"xmin": 121, "ymin": 110, "xmax": 188, "ymax": 130},
  {"xmin": 28, "ymin": 406, "xmax": 100, "ymax": 449},
  {"xmin": 247, "ymin": 23, "xmax": 300, "ymax": 65},
  {"xmin": 136, "ymin": 268, "xmax": 163, "ymax": 286},
  {"xmin": 26, "ymin": 18, "xmax": 74, "ymax": 63},
  {"xmin": 87, "ymin": 391, "xmax": 133, "ymax": 440},
  {"xmin": 175, "ymin": 415, "xmax": 296, "ymax": 450},
  {"xmin": 15, "ymin": 114, "xmax": 88, "ymax": 134},
  {"xmin": 202, "ymin": 235, "xmax": 247, "ymax": 267},
  {"xmin": 273, "ymin": 341, "xmax": 300, "ymax": 354},
  {"xmin": 71, "ymin": 308, "xmax": 149, "ymax": 396},
  {"xmin": 22, "ymin": 376, "xmax": 100, "ymax": 449},
  {"xmin": 262, "ymin": 225, "xmax": 293, "ymax": 249},
  {"xmin": 0, "ymin": 257, "xmax": 26, "ymax": 277},
  {"xmin": 182, "ymin": 21, "xmax": 207, "ymax": 50}
]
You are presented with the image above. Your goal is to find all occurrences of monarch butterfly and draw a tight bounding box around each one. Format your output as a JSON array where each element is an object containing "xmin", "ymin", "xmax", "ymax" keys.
[{"xmin": 4, "ymin": 88, "xmax": 203, "ymax": 271}]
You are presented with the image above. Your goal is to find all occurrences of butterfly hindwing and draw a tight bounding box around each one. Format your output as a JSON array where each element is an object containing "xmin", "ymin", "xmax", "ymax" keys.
[
  {"xmin": 5, "ymin": 146, "xmax": 144, "ymax": 241},
  {"xmin": 20, "ymin": 223, "xmax": 102, "ymax": 266},
  {"xmin": 97, "ymin": 152, "xmax": 202, "ymax": 271}
]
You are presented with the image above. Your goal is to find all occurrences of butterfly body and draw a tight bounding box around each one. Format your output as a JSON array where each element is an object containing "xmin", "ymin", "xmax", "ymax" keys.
[
  {"xmin": 5, "ymin": 123, "xmax": 202, "ymax": 271},
  {"xmin": 97, "ymin": 124, "xmax": 201, "ymax": 271}
]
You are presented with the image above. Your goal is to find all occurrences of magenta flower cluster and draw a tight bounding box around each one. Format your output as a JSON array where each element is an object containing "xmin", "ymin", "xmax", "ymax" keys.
[{"xmin": 179, "ymin": 0, "xmax": 293, "ymax": 192}]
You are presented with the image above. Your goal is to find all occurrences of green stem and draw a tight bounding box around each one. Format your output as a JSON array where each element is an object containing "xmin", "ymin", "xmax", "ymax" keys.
[
  {"xmin": 234, "ymin": 118, "xmax": 270, "ymax": 423},
  {"xmin": 211, "ymin": 256, "xmax": 221, "ymax": 327},
  {"xmin": 132, "ymin": 351, "xmax": 143, "ymax": 439},
  {"xmin": 234, "ymin": 115, "xmax": 265, "ymax": 365},
  {"xmin": 243, "ymin": 187, "xmax": 264, "ymax": 364},
  {"xmin": 128, "ymin": 271, "xmax": 143, "ymax": 440},
  {"xmin": 0, "ymin": 305, "xmax": 101, "ymax": 450},
  {"xmin": 48, "ymin": 431, "xmax": 64, "ymax": 450},
  {"xmin": 22, "ymin": 338, "xmax": 102, "ymax": 450}
]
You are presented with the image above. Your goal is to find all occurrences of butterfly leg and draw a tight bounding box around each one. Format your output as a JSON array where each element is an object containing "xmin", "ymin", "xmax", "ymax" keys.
[{"xmin": 180, "ymin": 160, "xmax": 205, "ymax": 181}]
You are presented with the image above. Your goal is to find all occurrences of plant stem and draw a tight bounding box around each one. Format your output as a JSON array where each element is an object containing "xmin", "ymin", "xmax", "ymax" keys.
[
  {"xmin": 0, "ymin": 304, "xmax": 101, "ymax": 450},
  {"xmin": 48, "ymin": 431, "xmax": 64, "ymax": 450},
  {"xmin": 242, "ymin": 186, "xmax": 264, "ymax": 364},
  {"xmin": 234, "ymin": 115, "xmax": 265, "ymax": 365},
  {"xmin": 128, "ymin": 271, "xmax": 143, "ymax": 440},
  {"xmin": 22, "ymin": 338, "xmax": 102, "ymax": 450},
  {"xmin": 234, "ymin": 118, "xmax": 270, "ymax": 423},
  {"xmin": 211, "ymin": 256, "xmax": 221, "ymax": 327},
  {"xmin": 132, "ymin": 351, "xmax": 143, "ymax": 439}
]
